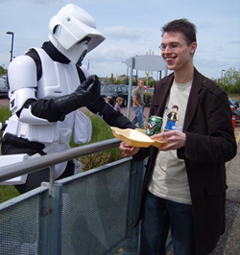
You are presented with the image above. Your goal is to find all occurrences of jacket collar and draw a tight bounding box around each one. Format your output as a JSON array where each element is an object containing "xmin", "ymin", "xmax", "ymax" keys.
[
  {"xmin": 155, "ymin": 73, "xmax": 174, "ymax": 117},
  {"xmin": 183, "ymin": 68, "xmax": 203, "ymax": 131}
]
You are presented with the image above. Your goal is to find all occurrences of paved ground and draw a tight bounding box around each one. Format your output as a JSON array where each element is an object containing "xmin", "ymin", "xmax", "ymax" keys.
[
  {"xmin": 121, "ymin": 105, "xmax": 149, "ymax": 126},
  {"xmin": 209, "ymin": 141, "xmax": 240, "ymax": 255},
  {"xmin": 0, "ymin": 97, "xmax": 9, "ymax": 107}
]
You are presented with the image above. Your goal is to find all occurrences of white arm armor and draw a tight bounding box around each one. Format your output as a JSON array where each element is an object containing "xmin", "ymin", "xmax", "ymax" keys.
[
  {"xmin": 19, "ymin": 106, "xmax": 50, "ymax": 125},
  {"xmin": 8, "ymin": 55, "xmax": 50, "ymax": 125},
  {"xmin": 10, "ymin": 87, "xmax": 50, "ymax": 125},
  {"xmin": 10, "ymin": 87, "xmax": 37, "ymax": 114}
]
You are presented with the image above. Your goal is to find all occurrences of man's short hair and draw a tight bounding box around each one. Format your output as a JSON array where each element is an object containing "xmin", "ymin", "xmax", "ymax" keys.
[{"xmin": 162, "ymin": 18, "xmax": 197, "ymax": 44}]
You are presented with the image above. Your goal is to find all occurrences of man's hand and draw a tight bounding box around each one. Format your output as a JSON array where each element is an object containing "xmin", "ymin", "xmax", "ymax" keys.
[
  {"xmin": 119, "ymin": 142, "xmax": 140, "ymax": 157},
  {"xmin": 151, "ymin": 130, "xmax": 186, "ymax": 151}
]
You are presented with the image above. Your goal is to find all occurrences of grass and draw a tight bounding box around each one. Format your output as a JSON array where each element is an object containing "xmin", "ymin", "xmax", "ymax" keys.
[
  {"xmin": 0, "ymin": 106, "xmax": 11, "ymax": 128},
  {"xmin": 0, "ymin": 186, "xmax": 20, "ymax": 203},
  {"xmin": 71, "ymin": 113, "xmax": 124, "ymax": 171},
  {"xmin": 0, "ymin": 107, "xmax": 123, "ymax": 203}
]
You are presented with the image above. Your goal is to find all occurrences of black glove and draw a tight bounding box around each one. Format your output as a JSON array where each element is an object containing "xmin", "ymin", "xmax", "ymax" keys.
[{"xmin": 54, "ymin": 75, "xmax": 100, "ymax": 115}]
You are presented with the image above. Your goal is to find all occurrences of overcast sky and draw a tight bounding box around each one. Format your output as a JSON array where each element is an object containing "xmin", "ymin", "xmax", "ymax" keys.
[{"xmin": 1, "ymin": 0, "xmax": 240, "ymax": 80}]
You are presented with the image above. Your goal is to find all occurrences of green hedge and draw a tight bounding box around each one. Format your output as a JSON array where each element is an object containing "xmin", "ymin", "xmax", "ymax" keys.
[{"xmin": 143, "ymin": 91, "xmax": 153, "ymax": 106}]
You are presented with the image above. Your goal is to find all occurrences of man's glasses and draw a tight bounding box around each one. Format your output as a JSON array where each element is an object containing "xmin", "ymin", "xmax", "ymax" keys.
[{"xmin": 159, "ymin": 43, "xmax": 186, "ymax": 51}]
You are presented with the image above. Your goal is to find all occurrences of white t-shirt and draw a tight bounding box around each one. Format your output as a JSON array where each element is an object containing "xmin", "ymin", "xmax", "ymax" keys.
[{"xmin": 148, "ymin": 79, "xmax": 192, "ymax": 204}]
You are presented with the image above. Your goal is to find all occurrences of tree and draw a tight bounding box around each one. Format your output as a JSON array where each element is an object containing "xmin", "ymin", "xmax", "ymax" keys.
[
  {"xmin": 215, "ymin": 67, "xmax": 240, "ymax": 95},
  {"xmin": 109, "ymin": 73, "xmax": 115, "ymax": 84},
  {"xmin": 0, "ymin": 65, "xmax": 7, "ymax": 76},
  {"xmin": 222, "ymin": 67, "xmax": 240, "ymax": 86}
]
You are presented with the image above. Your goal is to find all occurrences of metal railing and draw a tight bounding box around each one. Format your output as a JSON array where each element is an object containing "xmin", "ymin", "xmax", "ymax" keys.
[
  {"xmin": 0, "ymin": 138, "xmax": 144, "ymax": 255},
  {"xmin": 0, "ymin": 138, "xmax": 122, "ymax": 184}
]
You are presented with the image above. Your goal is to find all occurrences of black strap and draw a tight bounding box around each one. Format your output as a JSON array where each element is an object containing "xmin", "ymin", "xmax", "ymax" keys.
[
  {"xmin": 25, "ymin": 49, "xmax": 42, "ymax": 81},
  {"xmin": 76, "ymin": 64, "xmax": 87, "ymax": 83}
]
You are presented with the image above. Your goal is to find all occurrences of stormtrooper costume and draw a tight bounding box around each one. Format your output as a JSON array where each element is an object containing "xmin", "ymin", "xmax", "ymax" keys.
[{"xmin": 1, "ymin": 4, "xmax": 135, "ymax": 194}]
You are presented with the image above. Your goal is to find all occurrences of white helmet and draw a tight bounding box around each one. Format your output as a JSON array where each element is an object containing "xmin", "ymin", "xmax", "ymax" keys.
[{"xmin": 49, "ymin": 4, "xmax": 105, "ymax": 64}]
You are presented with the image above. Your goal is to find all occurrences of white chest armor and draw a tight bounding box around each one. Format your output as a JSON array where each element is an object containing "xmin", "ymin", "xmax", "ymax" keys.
[{"xmin": 36, "ymin": 48, "xmax": 79, "ymax": 99}]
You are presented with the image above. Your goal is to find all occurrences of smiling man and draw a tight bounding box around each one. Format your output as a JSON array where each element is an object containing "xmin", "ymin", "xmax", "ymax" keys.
[{"xmin": 120, "ymin": 19, "xmax": 237, "ymax": 255}]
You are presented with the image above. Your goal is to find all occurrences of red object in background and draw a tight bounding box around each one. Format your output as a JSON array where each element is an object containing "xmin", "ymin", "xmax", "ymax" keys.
[{"xmin": 232, "ymin": 115, "xmax": 236, "ymax": 132}]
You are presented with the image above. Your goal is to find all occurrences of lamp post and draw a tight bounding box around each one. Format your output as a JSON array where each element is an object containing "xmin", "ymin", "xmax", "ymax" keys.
[
  {"xmin": 6, "ymin": 31, "xmax": 14, "ymax": 62},
  {"xmin": 221, "ymin": 69, "xmax": 225, "ymax": 79}
]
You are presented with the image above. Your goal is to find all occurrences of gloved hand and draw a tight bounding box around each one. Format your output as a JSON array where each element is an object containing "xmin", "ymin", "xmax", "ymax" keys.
[{"xmin": 54, "ymin": 75, "xmax": 100, "ymax": 115}]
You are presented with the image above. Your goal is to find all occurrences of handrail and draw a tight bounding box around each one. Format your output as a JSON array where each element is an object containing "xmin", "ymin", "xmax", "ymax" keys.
[{"xmin": 0, "ymin": 138, "xmax": 121, "ymax": 182}]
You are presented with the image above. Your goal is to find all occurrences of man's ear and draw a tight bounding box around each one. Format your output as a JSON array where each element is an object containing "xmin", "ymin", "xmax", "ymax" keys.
[{"xmin": 190, "ymin": 42, "xmax": 197, "ymax": 55}]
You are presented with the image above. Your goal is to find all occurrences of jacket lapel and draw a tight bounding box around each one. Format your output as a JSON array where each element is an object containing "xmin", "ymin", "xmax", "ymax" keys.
[
  {"xmin": 183, "ymin": 68, "xmax": 203, "ymax": 131},
  {"xmin": 155, "ymin": 74, "xmax": 174, "ymax": 117}
]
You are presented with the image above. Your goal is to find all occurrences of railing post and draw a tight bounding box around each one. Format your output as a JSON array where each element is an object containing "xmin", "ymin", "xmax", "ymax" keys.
[
  {"xmin": 45, "ymin": 182, "xmax": 63, "ymax": 255},
  {"xmin": 38, "ymin": 184, "xmax": 51, "ymax": 255},
  {"xmin": 120, "ymin": 159, "xmax": 145, "ymax": 255}
]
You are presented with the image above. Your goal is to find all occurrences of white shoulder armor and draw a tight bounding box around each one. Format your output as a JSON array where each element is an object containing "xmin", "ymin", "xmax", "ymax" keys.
[{"xmin": 8, "ymin": 55, "xmax": 37, "ymax": 93}]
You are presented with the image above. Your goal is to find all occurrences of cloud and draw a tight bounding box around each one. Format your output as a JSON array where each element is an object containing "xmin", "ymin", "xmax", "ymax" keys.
[
  {"xmin": 198, "ymin": 22, "xmax": 215, "ymax": 30},
  {"xmin": 87, "ymin": 45, "xmax": 133, "ymax": 65},
  {"xmin": 102, "ymin": 26, "xmax": 141, "ymax": 41},
  {"xmin": 228, "ymin": 40, "xmax": 240, "ymax": 45}
]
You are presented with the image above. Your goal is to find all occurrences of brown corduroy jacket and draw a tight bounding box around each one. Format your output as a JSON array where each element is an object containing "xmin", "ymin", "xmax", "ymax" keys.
[{"xmin": 134, "ymin": 68, "xmax": 237, "ymax": 255}]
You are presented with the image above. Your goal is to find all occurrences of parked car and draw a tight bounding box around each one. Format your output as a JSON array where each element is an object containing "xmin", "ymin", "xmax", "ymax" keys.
[
  {"xmin": 147, "ymin": 87, "xmax": 154, "ymax": 93},
  {"xmin": 101, "ymin": 84, "xmax": 128, "ymax": 106},
  {"xmin": 229, "ymin": 97, "xmax": 240, "ymax": 120},
  {"xmin": 0, "ymin": 77, "xmax": 9, "ymax": 98}
]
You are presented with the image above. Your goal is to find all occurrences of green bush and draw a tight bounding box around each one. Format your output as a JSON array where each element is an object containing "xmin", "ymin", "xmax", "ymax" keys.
[
  {"xmin": 0, "ymin": 107, "xmax": 11, "ymax": 137},
  {"xmin": 143, "ymin": 91, "xmax": 153, "ymax": 106},
  {"xmin": 70, "ymin": 113, "xmax": 124, "ymax": 171}
]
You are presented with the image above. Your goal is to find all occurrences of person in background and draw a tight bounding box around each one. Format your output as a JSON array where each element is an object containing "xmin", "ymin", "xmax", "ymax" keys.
[
  {"xmin": 132, "ymin": 79, "xmax": 144, "ymax": 128},
  {"xmin": 234, "ymin": 99, "xmax": 239, "ymax": 108},
  {"xmin": 120, "ymin": 18, "xmax": 237, "ymax": 255},
  {"xmin": 114, "ymin": 97, "xmax": 123, "ymax": 113},
  {"xmin": 1, "ymin": 4, "xmax": 135, "ymax": 194}
]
